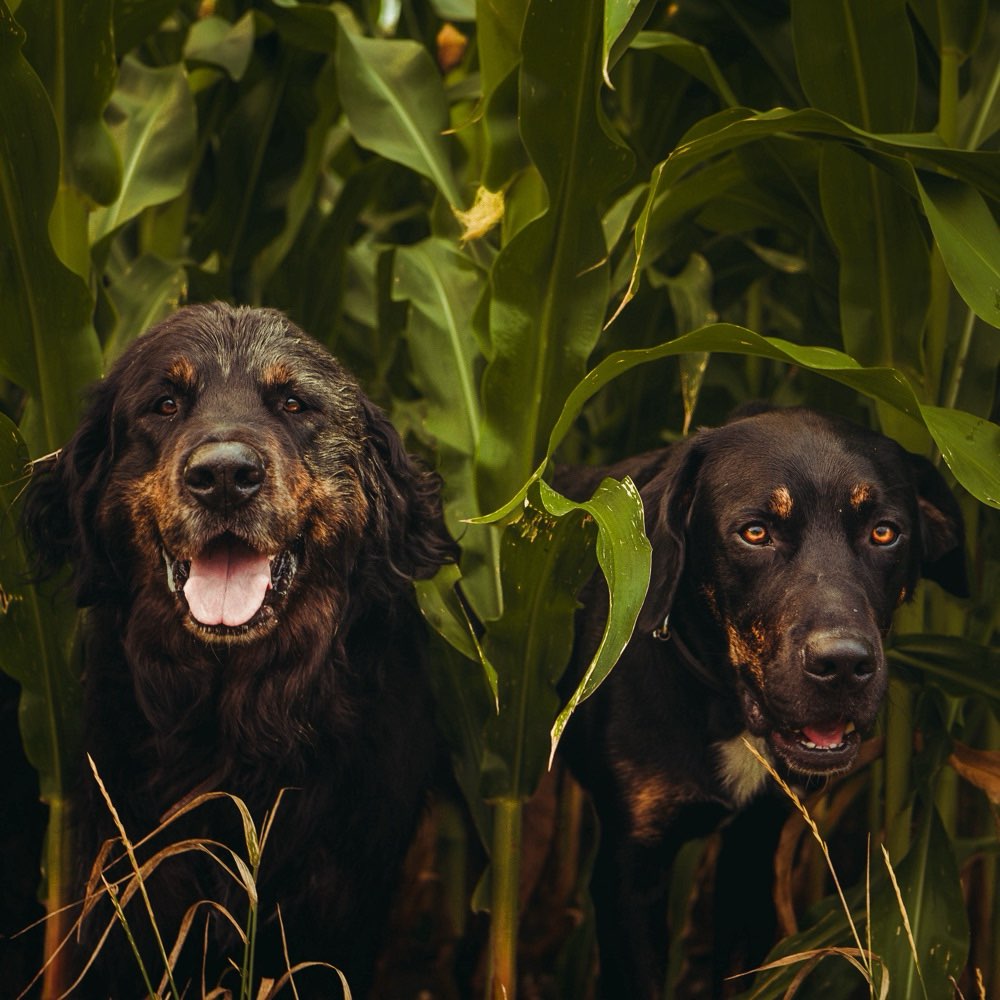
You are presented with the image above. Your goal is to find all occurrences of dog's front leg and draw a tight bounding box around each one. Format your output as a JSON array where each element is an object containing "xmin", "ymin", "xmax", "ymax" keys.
[
  {"xmin": 591, "ymin": 825, "xmax": 672, "ymax": 999},
  {"xmin": 591, "ymin": 799, "xmax": 729, "ymax": 1000}
]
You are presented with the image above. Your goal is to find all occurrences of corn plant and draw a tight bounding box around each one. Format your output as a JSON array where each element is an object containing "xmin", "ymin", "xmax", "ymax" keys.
[{"xmin": 1, "ymin": 1, "xmax": 999, "ymax": 997}]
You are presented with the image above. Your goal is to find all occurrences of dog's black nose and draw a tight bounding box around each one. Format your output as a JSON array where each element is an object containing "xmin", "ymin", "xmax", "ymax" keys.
[
  {"xmin": 184, "ymin": 441, "xmax": 265, "ymax": 511},
  {"xmin": 804, "ymin": 633, "xmax": 876, "ymax": 686}
]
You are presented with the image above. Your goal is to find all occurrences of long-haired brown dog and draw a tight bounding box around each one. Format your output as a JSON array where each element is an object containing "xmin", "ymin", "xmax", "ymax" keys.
[{"xmin": 25, "ymin": 303, "xmax": 456, "ymax": 997}]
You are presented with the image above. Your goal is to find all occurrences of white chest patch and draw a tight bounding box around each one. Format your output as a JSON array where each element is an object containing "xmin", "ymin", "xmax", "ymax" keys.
[{"xmin": 714, "ymin": 731, "xmax": 773, "ymax": 807}]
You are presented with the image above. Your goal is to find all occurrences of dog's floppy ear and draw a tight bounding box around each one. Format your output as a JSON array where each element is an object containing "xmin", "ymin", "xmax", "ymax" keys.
[
  {"xmin": 636, "ymin": 436, "xmax": 709, "ymax": 635},
  {"xmin": 22, "ymin": 378, "xmax": 120, "ymax": 606},
  {"xmin": 358, "ymin": 396, "xmax": 458, "ymax": 589},
  {"xmin": 905, "ymin": 452, "xmax": 968, "ymax": 598}
]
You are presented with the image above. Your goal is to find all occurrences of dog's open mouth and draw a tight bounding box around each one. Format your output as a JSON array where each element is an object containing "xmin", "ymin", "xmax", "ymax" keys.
[
  {"xmin": 740, "ymin": 681, "xmax": 865, "ymax": 776},
  {"xmin": 163, "ymin": 534, "xmax": 300, "ymax": 637},
  {"xmin": 768, "ymin": 719, "xmax": 860, "ymax": 775}
]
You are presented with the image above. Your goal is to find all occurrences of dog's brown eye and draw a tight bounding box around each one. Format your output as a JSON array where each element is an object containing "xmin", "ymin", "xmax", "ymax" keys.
[
  {"xmin": 871, "ymin": 523, "xmax": 897, "ymax": 546},
  {"xmin": 739, "ymin": 523, "xmax": 770, "ymax": 545},
  {"xmin": 282, "ymin": 396, "xmax": 305, "ymax": 414},
  {"xmin": 155, "ymin": 397, "xmax": 178, "ymax": 416}
]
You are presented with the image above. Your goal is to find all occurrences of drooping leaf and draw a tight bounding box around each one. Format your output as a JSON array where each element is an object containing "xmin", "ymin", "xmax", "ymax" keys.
[
  {"xmin": 89, "ymin": 56, "xmax": 197, "ymax": 248},
  {"xmin": 479, "ymin": 495, "xmax": 599, "ymax": 802},
  {"xmin": 631, "ymin": 30, "xmax": 739, "ymax": 106},
  {"xmin": 920, "ymin": 406, "xmax": 1000, "ymax": 508},
  {"xmin": 649, "ymin": 255, "xmax": 717, "ymax": 434},
  {"xmin": 472, "ymin": 325, "xmax": 1000, "ymax": 522},
  {"xmin": 543, "ymin": 477, "xmax": 650, "ymax": 760},
  {"xmin": 916, "ymin": 172, "xmax": 1000, "ymax": 330},
  {"xmin": 334, "ymin": 9, "xmax": 465, "ymax": 209},
  {"xmin": 184, "ymin": 12, "xmax": 255, "ymax": 80},
  {"xmin": 616, "ymin": 106, "xmax": 1000, "ymax": 320}
]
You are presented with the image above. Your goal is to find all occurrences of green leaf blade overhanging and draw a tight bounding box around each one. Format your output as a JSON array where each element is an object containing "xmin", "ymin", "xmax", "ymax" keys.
[
  {"xmin": 616, "ymin": 105, "xmax": 1000, "ymax": 321},
  {"xmin": 915, "ymin": 173, "xmax": 1000, "ymax": 330},
  {"xmin": 542, "ymin": 477, "xmax": 650, "ymax": 762},
  {"xmin": 631, "ymin": 31, "xmax": 739, "ymax": 106},
  {"xmin": 479, "ymin": 497, "xmax": 599, "ymax": 803},
  {"xmin": 476, "ymin": 0, "xmax": 634, "ymax": 513},
  {"xmin": 472, "ymin": 325, "xmax": 1000, "ymax": 522}
]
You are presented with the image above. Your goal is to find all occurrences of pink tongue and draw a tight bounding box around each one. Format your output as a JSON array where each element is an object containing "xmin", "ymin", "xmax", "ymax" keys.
[
  {"xmin": 802, "ymin": 721, "xmax": 846, "ymax": 748},
  {"xmin": 183, "ymin": 538, "xmax": 271, "ymax": 627}
]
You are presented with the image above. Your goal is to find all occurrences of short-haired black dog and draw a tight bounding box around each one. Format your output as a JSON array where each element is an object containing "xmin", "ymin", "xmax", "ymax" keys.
[
  {"xmin": 24, "ymin": 303, "xmax": 456, "ymax": 997},
  {"xmin": 556, "ymin": 406, "xmax": 967, "ymax": 998}
]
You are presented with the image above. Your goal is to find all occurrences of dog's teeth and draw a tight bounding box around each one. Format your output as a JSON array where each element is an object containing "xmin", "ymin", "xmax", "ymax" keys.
[
  {"xmin": 163, "ymin": 551, "xmax": 177, "ymax": 592},
  {"xmin": 845, "ymin": 721, "xmax": 856, "ymax": 734},
  {"xmin": 802, "ymin": 739, "xmax": 817, "ymax": 749}
]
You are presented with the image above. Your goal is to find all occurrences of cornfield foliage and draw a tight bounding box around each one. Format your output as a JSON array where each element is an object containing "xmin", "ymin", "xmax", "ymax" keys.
[{"xmin": 1, "ymin": 0, "xmax": 999, "ymax": 997}]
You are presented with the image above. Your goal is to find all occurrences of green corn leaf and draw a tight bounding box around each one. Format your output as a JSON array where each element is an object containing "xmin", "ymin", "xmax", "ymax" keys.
[
  {"xmin": 544, "ymin": 476, "xmax": 650, "ymax": 761},
  {"xmin": 18, "ymin": 0, "xmax": 120, "ymax": 207},
  {"xmin": 791, "ymin": 0, "xmax": 917, "ymax": 132},
  {"xmin": 393, "ymin": 238, "xmax": 502, "ymax": 620},
  {"xmin": 471, "ymin": 325, "xmax": 1000, "ymax": 523},
  {"xmin": 476, "ymin": 0, "xmax": 634, "ymax": 512},
  {"xmin": 750, "ymin": 808, "xmax": 967, "ymax": 997},
  {"xmin": 888, "ymin": 634, "xmax": 1000, "ymax": 711},
  {"xmin": 631, "ymin": 30, "xmax": 740, "ymax": 106},
  {"xmin": 184, "ymin": 12, "xmax": 255, "ymax": 81},
  {"xmin": 916, "ymin": 173, "xmax": 1000, "ymax": 330},
  {"xmin": 0, "ymin": 2, "xmax": 102, "ymax": 452},
  {"xmin": 334, "ymin": 10, "xmax": 465, "ymax": 209},
  {"xmin": 479, "ymin": 494, "xmax": 599, "ymax": 802},
  {"xmin": 615, "ymin": 105, "xmax": 1000, "ymax": 322},
  {"xmin": 0, "ymin": 414, "xmax": 81, "ymax": 941},
  {"xmin": 89, "ymin": 56, "xmax": 197, "ymax": 248},
  {"xmin": 819, "ymin": 143, "xmax": 929, "ymax": 374}
]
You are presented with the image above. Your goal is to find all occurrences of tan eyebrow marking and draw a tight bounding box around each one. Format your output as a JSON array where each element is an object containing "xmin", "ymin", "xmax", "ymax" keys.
[
  {"xmin": 167, "ymin": 358, "xmax": 197, "ymax": 388},
  {"xmin": 769, "ymin": 486, "xmax": 793, "ymax": 519},
  {"xmin": 261, "ymin": 362, "xmax": 296, "ymax": 388},
  {"xmin": 850, "ymin": 483, "xmax": 873, "ymax": 508}
]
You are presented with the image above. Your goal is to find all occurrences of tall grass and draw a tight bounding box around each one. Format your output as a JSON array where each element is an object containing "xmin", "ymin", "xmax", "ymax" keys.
[{"xmin": 19, "ymin": 766, "xmax": 349, "ymax": 1000}]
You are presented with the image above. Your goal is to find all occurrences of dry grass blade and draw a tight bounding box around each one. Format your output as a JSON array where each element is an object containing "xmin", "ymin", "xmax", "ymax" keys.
[
  {"xmin": 741, "ymin": 947, "xmax": 888, "ymax": 999},
  {"xmin": 879, "ymin": 844, "xmax": 925, "ymax": 995},
  {"xmin": 157, "ymin": 899, "xmax": 249, "ymax": 997},
  {"xmin": 740, "ymin": 739, "xmax": 872, "ymax": 983},
  {"xmin": 88, "ymin": 754, "xmax": 180, "ymax": 998}
]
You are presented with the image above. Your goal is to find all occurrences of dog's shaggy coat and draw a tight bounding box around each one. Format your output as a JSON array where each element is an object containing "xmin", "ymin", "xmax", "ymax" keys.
[
  {"xmin": 557, "ymin": 407, "xmax": 968, "ymax": 998},
  {"xmin": 25, "ymin": 303, "xmax": 456, "ymax": 997}
]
